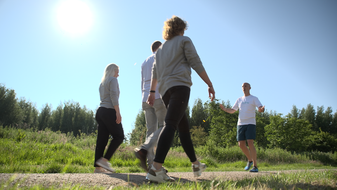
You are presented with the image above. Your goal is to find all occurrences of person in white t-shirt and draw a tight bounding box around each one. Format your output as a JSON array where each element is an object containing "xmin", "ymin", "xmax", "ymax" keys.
[{"xmin": 220, "ymin": 82, "xmax": 265, "ymax": 172}]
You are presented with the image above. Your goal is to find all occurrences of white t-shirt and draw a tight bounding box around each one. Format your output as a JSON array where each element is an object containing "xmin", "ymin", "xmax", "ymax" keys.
[
  {"xmin": 141, "ymin": 53, "xmax": 161, "ymax": 102},
  {"xmin": 232, "ymin": 95, "xmax": 262, "ymax": 125}
]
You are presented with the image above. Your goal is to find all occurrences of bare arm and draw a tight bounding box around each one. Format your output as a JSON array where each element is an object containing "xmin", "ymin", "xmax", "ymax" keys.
[
  {"xmin": 197, "ymin": 70, "xmax": 215, "ymax": 101},
  {"xmin": 219, "ymin": 104, "xmax": 236, "ymax": 114}
]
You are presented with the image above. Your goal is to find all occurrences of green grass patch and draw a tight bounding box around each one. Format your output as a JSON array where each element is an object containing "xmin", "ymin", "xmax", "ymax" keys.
[{"xmin": 1, "ymin": 126, "xmax": 337, "ymax": 174}]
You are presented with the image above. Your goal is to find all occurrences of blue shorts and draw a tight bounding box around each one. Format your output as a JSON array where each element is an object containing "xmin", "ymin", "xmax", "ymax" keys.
[{"xmin": 237, "ymin": 124, "xmax": 256, "ymax": 141}]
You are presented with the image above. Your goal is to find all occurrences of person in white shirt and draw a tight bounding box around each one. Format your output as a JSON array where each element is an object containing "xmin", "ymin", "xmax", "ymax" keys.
[
  {"xmin": 134, "ymin": 41, "xmax": 167, "ymax": 172},
  {"xmin": 220, "ymin": 82, "xmax": 265, "ymax": 172}
]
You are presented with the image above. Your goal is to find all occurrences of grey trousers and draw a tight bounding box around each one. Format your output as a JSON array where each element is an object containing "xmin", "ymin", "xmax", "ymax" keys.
[{"xmin": 141, "ymin": 98, "xmax": 167, "ymax": 166}]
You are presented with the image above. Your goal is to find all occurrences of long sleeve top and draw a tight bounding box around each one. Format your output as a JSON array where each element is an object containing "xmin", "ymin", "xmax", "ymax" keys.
[
  {"xmin": 152, "ymin": 35, "xmax": 205, "ymax": 96},
  {"xmin": 99, "ymin": 76, "xmax": 120, "ymax": 109},
  {"xmin": 141, "ymin": 53, "xmax": 161, "ymax": 102}
]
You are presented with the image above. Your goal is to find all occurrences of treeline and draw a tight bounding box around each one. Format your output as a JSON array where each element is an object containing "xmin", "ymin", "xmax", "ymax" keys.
[
  {"xmin": 129, "ymin": 98, "xmax": 337, "ymax": 153},
  {"xmin": 0, "ymin": 84, "xmax": 97, "ymax": 136}
]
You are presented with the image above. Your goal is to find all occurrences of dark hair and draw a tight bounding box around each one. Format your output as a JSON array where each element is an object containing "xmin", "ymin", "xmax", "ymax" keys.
[
  {"xmin": 151, "ymin": 41, "xmax": 162, "ymax": 52},
  {"xmin": 162, "ymin": 16, "xmax": 188, "ymax": 40}
]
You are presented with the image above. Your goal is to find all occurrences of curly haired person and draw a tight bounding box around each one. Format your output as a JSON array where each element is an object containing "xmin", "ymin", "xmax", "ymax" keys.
[{"xmin": 146, "ymin": 16, "xmax": 215, "ymax": 183}]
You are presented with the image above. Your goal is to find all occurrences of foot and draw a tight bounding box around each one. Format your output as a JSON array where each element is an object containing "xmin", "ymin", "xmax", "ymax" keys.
[
  {"xmin": 134, "ymin": 148, "xmax": 148, "ymax": 172},
  {"xmin": 250, "ymin": 166, "xmax": 259, "ymax": 172},
  {"xmin": 192, "ymin": 162, "xmax": 207, "ymax": 177},
  {"xmin": 94, "ymin": 167, "xmax": 110, "ymax": 173},
  {"xmin": 244, "ymin": 161, "xmax": 253, "ymax": 171},
  {"xmin": 95, "ymin": 158, "xmax": 115, "ymax": 173},
  {"xmin": 147, "ymin": 165, "xmax": 175, "ymax": 183}
]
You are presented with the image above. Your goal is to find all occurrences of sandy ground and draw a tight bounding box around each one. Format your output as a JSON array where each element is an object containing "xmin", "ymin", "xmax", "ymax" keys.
[{"xmin": 0, "ymin": 169, "xmax": 334, "ymax": 189}]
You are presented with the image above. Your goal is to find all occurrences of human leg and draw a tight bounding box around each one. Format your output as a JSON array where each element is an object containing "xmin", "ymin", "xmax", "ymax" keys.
[
  {"xmin": 154, "ymin": 86, "xmax": 190, "ymax": 164},
  {"xmin": 95, "ymin": 108, "xmax": 124, "ymax": 172},
  {"xmin": 135, "ymin": 101, "xmax": 161, "ymax": 171},
  {"xmin": 247, "ymin": 140, "xmax": 257, "ymax": 165},
  {"xmin": 245, "ymin": 125, "xmax": 257, "ymax": 167},
  {"xmin": 103, "ymin": 109, "xmax": 124, "ymax": 160},
  {"xmin": 94, "ymin": 107, "xmax": 110, "ymax": 167}
]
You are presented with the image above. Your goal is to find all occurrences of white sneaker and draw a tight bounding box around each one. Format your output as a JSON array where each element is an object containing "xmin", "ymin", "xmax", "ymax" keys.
[
  {"xmin": 192, "ymin": 162, "xmax": 206, "ymax": 177},
  {"xmin": 147, "ymin": 165, "xmax": 175, "ymax": 183},
  {"xmin": 95, "ymin": 158, "xmax": 116, "ymax": 173},
  {"xmin": 94, "ymin": 167, "xmax": 110, "ymax": 173}
]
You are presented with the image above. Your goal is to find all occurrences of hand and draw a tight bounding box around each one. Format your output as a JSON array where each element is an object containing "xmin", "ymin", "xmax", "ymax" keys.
[
  {"xmin": 258, "ymin": 105, "xmax": 265, "ymax": 113},
  {"xmin": 147, "ymin": 93, "xmax": 155, "ymax": 106},
  {"xmin": 208, "ymin": 86, "xmax": 215, "ymax": 101},
  {"xmin": 116, "ymin": 112, "xmax": 122, "ymax": 124}
]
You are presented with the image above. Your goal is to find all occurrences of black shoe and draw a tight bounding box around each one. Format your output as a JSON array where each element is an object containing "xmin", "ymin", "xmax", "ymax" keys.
[{"xmin": 134, "ymin": 148, "xmax": 148, "ymax": 172}]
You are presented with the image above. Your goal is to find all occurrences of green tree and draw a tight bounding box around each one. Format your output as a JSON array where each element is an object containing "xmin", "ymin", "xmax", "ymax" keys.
[
  {"xmin": 60, "ymin": 101, "xmax": 75, "ymax": 133},
  {"xmin": 314, "ymin": 106, "xmax": 324, "ymax": 132},
  {"xmin": 129, "ymin": 110, "xmax": 146, "ymax": 146},
  {"xmin": 18, "ymin": 98, "xmax": 39, "ymax": 129},
  {"xmin": 0, "ymin": 85, "xmax": 23, "ymax": 127},
  {"xmin": 190, "ymin": 125, "xmax": 207, "ymax": 146},
  {"xmin": 265, "ymin": 115, "xmax": 312, "ymax": 152},
  {"xmin": 303, "ymin": 104, "xmax": 316, "ymax": 128},
  {"xmin": 255, "ymin": 110, "xmax": 270, "ymax": 148},
  {"xmin": 49, "ymin": 105, "xmax": 63, "ymax": 132},
  {"xmin": 38, "ymin": 104, "xmax": 51, "ymax": 130},
  {"xmin": 331, "ymin": 111, "xmax": 337, "ymax": 134},
  {"xmin": 309, "ymin": 129, "xmax": 337, "ymax": 152},
  {"xmin": 323, "ymin": 107, "xmax": 333, "ymax": 133},
  {"xmin": 208, "ymin": 100, "xmax": 238, "ymax": 147},
  {"xmin": 190, "ymin": 99, "xmax": 210, "ymax": 133},
  {"xmin": 288, "ymin": 105, "xmax": 299, "ymax": 119}
]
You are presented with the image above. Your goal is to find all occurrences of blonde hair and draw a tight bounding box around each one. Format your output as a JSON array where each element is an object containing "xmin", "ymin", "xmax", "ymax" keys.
[
  {"xmin": 101, "ymin": 63, "xmax": 119, "ymax": 85},
  {"xmin": 162, "ymin": 16, "xmax": 188, "ymax": 40}
]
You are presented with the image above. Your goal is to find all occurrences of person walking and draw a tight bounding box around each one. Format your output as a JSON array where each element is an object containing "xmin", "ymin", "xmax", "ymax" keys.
[
  {"xmin": 219, "ymin": 82, "xmax": 265, "ymax": 172},
  {"xmin": 134, "ymin": 41, "xmax": 167, "ymax": 172},
  {"xmin": 94, "ymin": 63, "xmax": 125, "ymax": 173},
  {"xmin": 147, "ymin": 16, "xmax": 215, "ymax": 183}
]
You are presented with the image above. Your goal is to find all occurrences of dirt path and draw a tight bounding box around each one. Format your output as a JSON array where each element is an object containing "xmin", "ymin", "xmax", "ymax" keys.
[{"xmin": 0, "ymin": 169, "xmax": 334, "ymax": 188}]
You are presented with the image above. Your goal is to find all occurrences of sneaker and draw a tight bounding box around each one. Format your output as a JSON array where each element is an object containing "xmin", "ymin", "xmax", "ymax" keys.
[
  {"xmin": 134, "ymin": 148, "xmax": 148, "ymax": 172},
  {"xmin": 147, "ymin": 165, "xmax": 175, "ymax": 183},
  {"xmin": 192, "ymin": 162, "xmax": 207, "ymax": 177},
  {"xmin": 244, "ymin": 161, "xmax": 253, "ymax": 171},
  {"xmin": 94, "ymin": 167, "xmax": 110, "ymax": 173},
  {"xmin": 95, "ymin": 158, "xmax": 116, "ymax": 173},
  {"xmin": 250, "ymin": 166, "xmax": 258, "ymax": 172}
]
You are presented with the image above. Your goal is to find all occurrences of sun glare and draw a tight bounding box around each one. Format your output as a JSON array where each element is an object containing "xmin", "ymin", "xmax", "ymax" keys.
[{"xmin": 56, "ymin": 0, "xmax": 93, "ymax": 34}]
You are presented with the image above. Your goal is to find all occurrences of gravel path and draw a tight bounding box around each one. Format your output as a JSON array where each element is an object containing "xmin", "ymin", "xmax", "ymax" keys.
[{"xmin": 0, "ymin": 169, "xmax": 334, "ymax": 189}]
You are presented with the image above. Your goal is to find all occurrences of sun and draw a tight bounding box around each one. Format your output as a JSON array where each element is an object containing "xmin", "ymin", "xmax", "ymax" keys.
[{"xmin": 56, "ymin": 0, "xmax": 93, "ymax": 34}]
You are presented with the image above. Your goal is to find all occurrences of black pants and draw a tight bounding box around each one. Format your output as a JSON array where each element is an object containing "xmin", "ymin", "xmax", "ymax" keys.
[
  {"xmin": 154, "ymin": 86, "xmax": 197, "ymax": 163},
  {"xmin": 94, "ymin": 107, "xmax": 124, "ymax": 167}
]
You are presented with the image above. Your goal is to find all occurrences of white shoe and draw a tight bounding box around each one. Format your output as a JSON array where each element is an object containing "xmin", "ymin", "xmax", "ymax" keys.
[
  {"xmin": 147, "ymin": 165, "xmax": 175, "ymax": 183},
  {"xmin": 94, "ymin": 167, "xmax": 110, "ymax": 173},
  {"xmin": 95, "ymin": 158, "xmax": 116, "ymax": 173},
  {"xmin": 192, "ymin": 162, "xmax": 206, "ymax": 177}
]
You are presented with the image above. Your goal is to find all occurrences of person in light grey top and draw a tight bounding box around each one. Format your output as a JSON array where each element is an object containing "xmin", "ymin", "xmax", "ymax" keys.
[
  {"xmin": 94, "ymin": 63, "xmax": 124, "ymax": 173},
  {"xmin": 134, "ymin": 41, "xmax": 167, "ymax": 172},
  {"xmin": 146, "ymin": 16, "xmax": 215, "ymax": 183}
]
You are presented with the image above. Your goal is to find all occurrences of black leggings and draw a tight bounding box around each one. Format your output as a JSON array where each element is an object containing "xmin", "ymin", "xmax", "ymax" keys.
[
  {"xmin": 94, "ymin": 107, "xmax": 124, "ymax": 167},
  {"xmin": 154, "ymin": 86, "xmax": 197, "ymax": 163}
]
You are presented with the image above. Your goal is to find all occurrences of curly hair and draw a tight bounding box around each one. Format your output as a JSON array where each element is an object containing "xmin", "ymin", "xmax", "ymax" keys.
[{"xmin": 162, "ymin": 16, "xmax": 188, "ymax": 40}]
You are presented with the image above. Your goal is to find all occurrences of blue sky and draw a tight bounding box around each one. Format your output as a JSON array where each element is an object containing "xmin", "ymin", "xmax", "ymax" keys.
[{"xmin": 1, "ymin": 0, "xmax": 336, "ymax": 136}]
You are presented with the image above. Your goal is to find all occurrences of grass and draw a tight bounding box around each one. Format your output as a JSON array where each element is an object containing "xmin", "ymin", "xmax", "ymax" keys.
[
  {"xmin": 1, "ymin": 126, "xmax": 337, "ymax": 189},
  {"xmin": 1, "ymin": 170, "xmax": 336, "ymax": 189}
]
